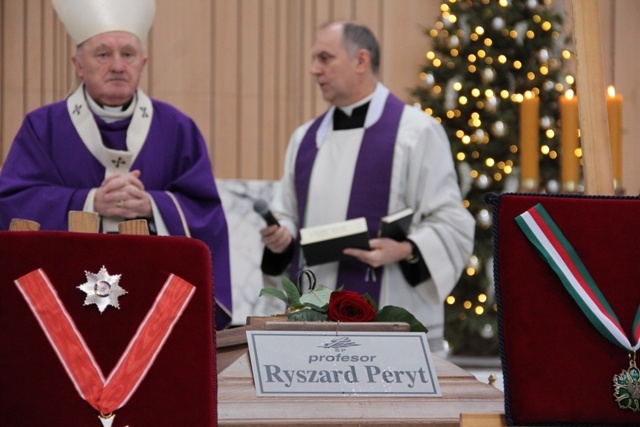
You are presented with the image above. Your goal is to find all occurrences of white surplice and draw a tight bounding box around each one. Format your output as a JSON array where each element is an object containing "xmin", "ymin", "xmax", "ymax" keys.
[{"xmin": 271, "ymin": 84, "xmax": 475, "ymax": 351}]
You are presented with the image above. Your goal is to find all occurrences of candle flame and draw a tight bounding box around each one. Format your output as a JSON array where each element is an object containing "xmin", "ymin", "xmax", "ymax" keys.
[
  {"xmin": 607, "ymin": 85, "xmax": 616, "ymax": 97},
  {"xmin": 565, "ymin": 89, "xmax": 575, "ymax": 100},
  {"xmin": 524, "ymin": 91, "xmax": 534, "ymax": 100}
]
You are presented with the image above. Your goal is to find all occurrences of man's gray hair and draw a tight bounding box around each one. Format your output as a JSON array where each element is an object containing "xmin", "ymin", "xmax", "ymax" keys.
[{"xmin": 339, "ymin": 22, "xmax": 381, "ymax": 76}]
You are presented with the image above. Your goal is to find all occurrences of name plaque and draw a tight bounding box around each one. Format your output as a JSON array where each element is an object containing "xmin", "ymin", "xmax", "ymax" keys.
[{"xmin": 246, "ymin": 330, "xmax": 441, "ymax": 397}]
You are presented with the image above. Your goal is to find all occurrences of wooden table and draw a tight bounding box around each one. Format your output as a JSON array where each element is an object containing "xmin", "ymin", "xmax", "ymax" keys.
[{"xmin": 217, "ymin": 321, "xmax": 505, "ymax": 426}]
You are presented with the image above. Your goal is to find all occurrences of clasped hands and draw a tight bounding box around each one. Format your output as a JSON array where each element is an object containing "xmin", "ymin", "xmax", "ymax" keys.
[
  {"xmin": 260, "ymin": 224, "xmax": 413, "ymax": 268},
  {"xmin": 93, "ymin": 170, "xmax": 152, "ymax": 219}
]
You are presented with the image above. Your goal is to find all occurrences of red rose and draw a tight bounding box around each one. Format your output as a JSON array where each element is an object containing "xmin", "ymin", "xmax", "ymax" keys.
[{"xmin": 327, "ymin": 290, "xmax": 376, "ymax": 322}]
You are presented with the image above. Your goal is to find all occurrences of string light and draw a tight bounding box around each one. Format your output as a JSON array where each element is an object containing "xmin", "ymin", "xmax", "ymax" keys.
[{"xmin": 412, "ymin": 0, "xmax": 572, "ymax": 353}]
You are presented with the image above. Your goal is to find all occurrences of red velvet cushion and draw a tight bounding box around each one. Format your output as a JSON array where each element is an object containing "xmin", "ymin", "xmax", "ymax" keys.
[
  {"xmin": 0, "ymin": 231, "xmax": 216, "ymax": 427},
  {"xmin": 493, "ymin": 193, "xmax": 640, "ymax": 425}
]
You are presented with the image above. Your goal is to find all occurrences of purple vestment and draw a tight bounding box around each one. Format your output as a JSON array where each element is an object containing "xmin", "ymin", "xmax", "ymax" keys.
[
  {"xmin": 293, "ymin": 93, "xmax": 405, "ymax": 302},
  {"xmin": 0, "ymin": 98, "xmax": 232, "ymax": 329}
]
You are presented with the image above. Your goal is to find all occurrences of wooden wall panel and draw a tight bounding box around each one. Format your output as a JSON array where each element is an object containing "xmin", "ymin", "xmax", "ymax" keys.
[
  {"xmin": 238, "ymin": 0, "xmax": 261, "ymax": 178},
  {"xmin": 148, "ymin": 0, "xmax": 213, "ymax": 170},
  {"xmin": 1, "ymin": 0, "xmax": 74, "ymax": 162},
  {"xmin": 301, "ymin": 0, "xmax": 319, "ymax": 121},
  {"xmin": 212, "ymin": 1, "xmax": 240, "ymax": 178},
  {"xmin": 258, "ymin": 0, "xmax": 277, "ymax": 178},
  {"xmin": 382, "ymin": 0, "xmax": 443, "ymax": 102},
  {"xmin": 2, "ymin": 0, "xmax": 25, "ymax": 162},
  {"xmin": 3, "ymin": 0, "xmax": 637, "ymax": 191},
  {"xmin": 25, "ymin": 1, "xmax": 43, "ymax": 113},
  {"xmin": 612, "ymin": 0, "xmax": 640, "ymax": 195}
]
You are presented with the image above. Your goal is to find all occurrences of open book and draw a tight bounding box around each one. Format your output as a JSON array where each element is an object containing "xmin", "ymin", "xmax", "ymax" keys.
[
  {"xmin": 377, "ymin": 208, "xmax": 414, "ymax": 241},
  {"xmin": 300, "ymin": 217, "xmax": 370, "ymax": 266}
]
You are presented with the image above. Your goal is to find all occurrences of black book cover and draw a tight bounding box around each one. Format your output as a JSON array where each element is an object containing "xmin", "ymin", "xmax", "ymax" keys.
[
  {"xmin": 377, "ymin": 208, "xmax": 414, "ymax": 241},
  {"xmin": 300, "ymin": 217, "xmax": 370, "ymax": 266}
]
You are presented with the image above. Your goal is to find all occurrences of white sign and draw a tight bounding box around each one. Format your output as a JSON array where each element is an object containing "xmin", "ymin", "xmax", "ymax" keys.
[{"xmin": 246, "ymin": 330, "xmax": 441, "ymax": 397}]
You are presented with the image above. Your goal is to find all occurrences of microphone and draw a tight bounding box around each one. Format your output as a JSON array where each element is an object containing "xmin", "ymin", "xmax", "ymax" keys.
[{"xmin": 253, "ymin": 199, "xmax": 280, "ymax": 227}]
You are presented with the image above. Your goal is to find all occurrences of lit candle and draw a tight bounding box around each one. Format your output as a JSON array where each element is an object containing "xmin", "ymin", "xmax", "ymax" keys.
[
  {"xmin": 606, "ymin": 85, "xmax": 623, "ymax": 190},
  {"xmin": 560, "ymin": 89, "xmax": 580, "ymax": 192},
  {"xmin": 519, "ymin": 91, "xmax": 540, "ymax": 191}
]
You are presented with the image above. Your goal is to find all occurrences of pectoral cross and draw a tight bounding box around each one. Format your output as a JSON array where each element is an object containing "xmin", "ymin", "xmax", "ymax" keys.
[{"xmin": 112, "ymin": 157, "xmax": 126, "ymax": 168}]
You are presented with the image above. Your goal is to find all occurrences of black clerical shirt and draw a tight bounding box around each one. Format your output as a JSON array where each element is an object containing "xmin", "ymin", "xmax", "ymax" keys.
[{"xmin": 333, "ymin": 103, "xmax": 369, "ymax": 130}]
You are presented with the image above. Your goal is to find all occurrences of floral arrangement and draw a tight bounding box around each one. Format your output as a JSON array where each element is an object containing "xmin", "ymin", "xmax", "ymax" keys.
[{"xmin": 259, "ymin": 271, "xmax": 428, "ymax": 333}]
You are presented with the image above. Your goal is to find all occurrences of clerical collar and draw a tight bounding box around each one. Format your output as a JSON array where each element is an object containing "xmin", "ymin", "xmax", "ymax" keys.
[
  {"xmin": 333, "ymin": 92, "xmax": 375, "ymax": 130},
  {"xmin": 315, "ymin": 83, "xmax": 389, "ymax": 147},
  {"xmin": 85, "ymin": 88, "xmax": 136, "ymax": 124},
  {"xmin": 337, "ymin": 92, "xmax": 374, "ymax": 117},
  {"xmin": 333, "ymin": 102, "xmax": 369, "ymax": 130}
]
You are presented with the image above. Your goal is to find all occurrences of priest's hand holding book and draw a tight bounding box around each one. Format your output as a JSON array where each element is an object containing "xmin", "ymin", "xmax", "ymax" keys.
[
  {"xmin": 259, "ymin": 206, "xmax": 418, "ymax": 267},
  {"xmin": 343, "ymin": 208, "xmax": 418, "ymax": 268},
  {"xmin": 343, "ymin": 238, "xmax": 415, "ymax": 268}
]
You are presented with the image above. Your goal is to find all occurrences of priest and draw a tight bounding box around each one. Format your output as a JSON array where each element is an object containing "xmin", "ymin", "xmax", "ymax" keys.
[
  {"xmin": 259, "ymin": 22, "xmax": 475, "ymax": 352},
  {"xmin": 0, "ymin": 0, "xmax": 232, "ymax": 329}
]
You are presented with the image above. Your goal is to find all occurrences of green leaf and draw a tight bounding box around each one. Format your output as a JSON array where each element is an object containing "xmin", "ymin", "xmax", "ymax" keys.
[
  {"xmin": 288, "ymin": 308, "xmax": 328, "ymax": 322},
  {"xmin": 282, "ymin": 276, "xmax": 302, "ymax": 308},
  {"xmin": 301, "ymin": 301, "xmax": 328, "ymax": 313},
  {"xmin": 299, "ymin": 284, "xmax": 333, "ymax": 308},
  {"xmin": 376, "ymin": 305, "xmax": 429, "ymax": 333},
  {"xmin": 363, "ymin": 293, "xmax": 378, "ymax": 312},
  {"xmin": 259, "ymin": 288, "xmax": 287, "ymax": 304}
]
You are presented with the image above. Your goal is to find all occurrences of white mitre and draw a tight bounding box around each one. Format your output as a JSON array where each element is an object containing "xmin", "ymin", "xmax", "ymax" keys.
[{"xmin": 51, "ymin": 0, "xmax": 156, "ymax": 45}]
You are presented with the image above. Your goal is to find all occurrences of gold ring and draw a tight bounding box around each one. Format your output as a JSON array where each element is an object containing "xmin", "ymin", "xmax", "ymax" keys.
[{"xmin": 117, "ymin": 200, "xmax": 124, "ymax": 208}]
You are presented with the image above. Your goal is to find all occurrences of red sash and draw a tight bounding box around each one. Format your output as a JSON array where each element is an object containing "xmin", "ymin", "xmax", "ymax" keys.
[{"xmin": 14, "ymin": 269, "xmax": 195, "ymax": 422}]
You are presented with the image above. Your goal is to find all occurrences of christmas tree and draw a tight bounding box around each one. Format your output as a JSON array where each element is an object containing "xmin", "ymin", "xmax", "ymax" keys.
[{"xmin": 412, "ymin": 0, "xmax": 574, "ymax": 356}]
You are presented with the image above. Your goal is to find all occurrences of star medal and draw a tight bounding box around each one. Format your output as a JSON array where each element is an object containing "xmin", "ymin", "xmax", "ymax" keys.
[
  {"xmin": 78, "ymin": 266, "xmax": 127, "ymax": 313},
  {"xmin": 613, "ymin": 354, "xmax": 640, "ymax": 412}
]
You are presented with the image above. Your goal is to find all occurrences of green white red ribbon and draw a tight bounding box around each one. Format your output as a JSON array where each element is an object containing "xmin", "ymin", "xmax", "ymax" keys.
[
  {"xmin": 14, "ymin": 269, "xmax": 195, "ymax": 421},
  {"xmin": 516, "ymin": 203, "xmax": 640, "ymax": 352}
]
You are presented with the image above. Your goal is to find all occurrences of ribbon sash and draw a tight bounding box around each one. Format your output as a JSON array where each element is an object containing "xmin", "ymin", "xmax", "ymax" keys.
[
  {"xmin": 14, "ymin": 269, "xmax": 195, "ymax": 415},
  {"xmin": 516, "ymin": 203, "xmax": 640, "ymax": 352}
]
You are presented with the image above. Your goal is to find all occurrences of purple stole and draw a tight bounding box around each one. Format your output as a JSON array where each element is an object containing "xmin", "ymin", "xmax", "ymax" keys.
[{"xmin": 294, "ymin": 93, "xmax": 405, "ymax": 302}]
